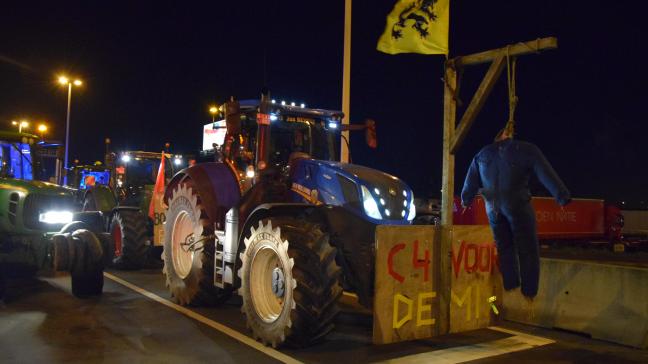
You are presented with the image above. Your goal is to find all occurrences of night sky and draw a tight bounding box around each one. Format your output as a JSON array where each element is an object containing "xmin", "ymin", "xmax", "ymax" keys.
[{"xmin": 1, "ymin": 1, "xmax": 647, "ymax": 205}]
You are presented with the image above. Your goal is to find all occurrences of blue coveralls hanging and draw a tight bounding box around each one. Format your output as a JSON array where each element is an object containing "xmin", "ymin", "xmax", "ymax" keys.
[{"xmin": 461, "ymin": 137, "xmax": 571, "ymax": 297}]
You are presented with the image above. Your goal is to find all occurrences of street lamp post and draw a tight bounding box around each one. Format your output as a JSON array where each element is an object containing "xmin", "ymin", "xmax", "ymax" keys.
[
  {"xmin": 58, "ymin": 75, "xmax": 83, "ymax": 185},
  {"xmin": 12, "ymin": 120, "xmax": 29, "ymax": 133}
]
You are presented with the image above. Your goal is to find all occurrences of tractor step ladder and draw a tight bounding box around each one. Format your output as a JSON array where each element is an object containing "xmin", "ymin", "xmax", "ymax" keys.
[{"xmin": 214, "ymin": 229, "xmax": 228, "ymax": 288}]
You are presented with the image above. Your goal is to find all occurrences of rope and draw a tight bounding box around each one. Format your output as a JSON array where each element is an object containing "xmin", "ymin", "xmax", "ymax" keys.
[
  {"xmin": 505, "ymin": 46, "xmax": 518, "ymax": 134},
  {"xmin": 442, "ymin": 60, "xmax": 463, "ymax": 106}
]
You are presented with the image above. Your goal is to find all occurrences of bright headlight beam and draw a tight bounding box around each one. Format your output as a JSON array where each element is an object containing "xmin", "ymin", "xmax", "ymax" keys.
[
  {"xmin": 361, "ymin": 185, "xmax": 382, "ymax": 220},
  {"xmin": 407, "ymin": 191, "xmax": 416, "ymax": 221},
  {"xmin": 39, "ymin": 210, "xmax": 73, "ymax": 224},
  {"xmin": 121, "ymin": 155, "xmax": 131, "ymax": 163}
]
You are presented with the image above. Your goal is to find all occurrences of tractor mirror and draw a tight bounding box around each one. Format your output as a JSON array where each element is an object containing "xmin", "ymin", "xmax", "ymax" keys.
[
  {"xmin": 225, "ymin": 97, "xmax": 241, "ymax": 135},
  {"xmin": 365, "ymin": 119, "xmax": 377, "ymax": 149}
]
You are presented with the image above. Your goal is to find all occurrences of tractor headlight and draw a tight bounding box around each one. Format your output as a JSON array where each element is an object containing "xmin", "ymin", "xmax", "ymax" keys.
[
  {"xmin": 39, "ymin": 210, "xmax": 73, "ymax": 224},
  {"xmin": 361, "ymin": 185, "xmax": 382, "ymax": 220},
  {"xmin": 407, "ymin": 192, "xmax": 416, "ymax": 221}
]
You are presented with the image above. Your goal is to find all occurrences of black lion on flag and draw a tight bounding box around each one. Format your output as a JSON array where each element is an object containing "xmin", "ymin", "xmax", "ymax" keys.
[{"xmin": 391, "ymin": 0, "xmax": 439, "ymax": 40}]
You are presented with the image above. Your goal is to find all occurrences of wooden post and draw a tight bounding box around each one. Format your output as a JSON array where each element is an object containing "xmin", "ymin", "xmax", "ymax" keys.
[{"xmin": 439, "ymin": 61, "xmax": 457, "ymax": 334}]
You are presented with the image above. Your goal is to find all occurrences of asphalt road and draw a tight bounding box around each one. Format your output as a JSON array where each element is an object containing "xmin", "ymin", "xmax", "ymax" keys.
[{"xmin": 1, "ymin": 269, "xmax": 646, "ymax": 364}]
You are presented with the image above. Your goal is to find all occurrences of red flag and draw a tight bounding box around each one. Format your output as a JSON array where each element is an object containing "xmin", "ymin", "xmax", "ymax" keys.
[{"xmin": 149, "ymin": 152, "xmax": 166, "ymax": 218}]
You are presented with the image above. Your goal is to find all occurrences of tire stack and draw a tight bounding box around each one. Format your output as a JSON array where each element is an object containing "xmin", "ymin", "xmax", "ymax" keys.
[{"xmin": 52, "ymin": 222, "xmax": 105, "ymax": 298}]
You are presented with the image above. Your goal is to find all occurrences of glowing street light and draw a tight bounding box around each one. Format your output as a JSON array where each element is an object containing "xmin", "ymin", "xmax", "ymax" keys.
[
  {"xmin": 37, "ymin": 124, "xmax": 48, "ymax": 138},
  {"xmin": 209, "ymin": 105, "xmax": 218, "ymax": 122},
  {"xmin": 57, "ymin": 74, "xmax": 84, "ymax": 185}
]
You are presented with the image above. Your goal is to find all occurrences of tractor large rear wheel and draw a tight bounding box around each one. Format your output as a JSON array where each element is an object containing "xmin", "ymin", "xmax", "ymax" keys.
[
  {"xmin": 163, "ymin": 184, "xmax": 231, "ymax": 306},
  {"xmin": 110, "ymin": 210, "xmax": 149, "ymax": 270},
  {"xmin": 239, "ymin": 218, "xmax": 342, "ymax": 347}
]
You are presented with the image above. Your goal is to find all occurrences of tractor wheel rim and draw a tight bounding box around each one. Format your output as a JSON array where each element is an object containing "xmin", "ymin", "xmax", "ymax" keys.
[
  {"xmin": 250, "ymin": 246, "xmax": 285, "ymax": 323},
  {"xmin": 172, "ymin": 210, "xmax": 194, "ymax": 279},
  {"xmin": 112, "ymin": 224, "xmax": 123, "ymax": 257}
]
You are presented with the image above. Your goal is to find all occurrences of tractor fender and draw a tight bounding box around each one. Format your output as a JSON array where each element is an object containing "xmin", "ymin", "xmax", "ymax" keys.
[
  {"xmin": 83, "ymin": 185, "xmax": 117, "ymax": 213},
  {"xmin": 164, "ymin": 162, "xmax": 241, "ymax": 228},
  {"xmin": 241, "ymin": 203, "xmax": 375, "ymax": 243}
]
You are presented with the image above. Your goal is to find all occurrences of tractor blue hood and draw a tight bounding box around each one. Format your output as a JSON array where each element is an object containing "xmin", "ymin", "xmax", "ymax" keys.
[
  {"xmin": 320, "ymin": 161, "xmax": 410, "ymax": 196},
  {"xmin": 294, "ymin": 160, "xmax": 414, "ymax": 224}
]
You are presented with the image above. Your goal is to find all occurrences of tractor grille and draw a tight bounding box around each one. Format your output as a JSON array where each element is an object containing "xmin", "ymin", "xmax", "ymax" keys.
[{"xmin": 22, "ymin": 194, "xmax": 74, "ymax": 231}]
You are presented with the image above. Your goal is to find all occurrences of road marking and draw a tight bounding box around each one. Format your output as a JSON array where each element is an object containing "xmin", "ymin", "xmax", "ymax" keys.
[
  {"xmin": 104, "ymin": 272, "xmax": 553, "ymax": 364},
  {"xmin": 377, "ymin": 326, "xmax": 555, "ymax": 364},
  {"xmin": 103, "ymin": 272, "xmax": 303, "ymax": 364}
]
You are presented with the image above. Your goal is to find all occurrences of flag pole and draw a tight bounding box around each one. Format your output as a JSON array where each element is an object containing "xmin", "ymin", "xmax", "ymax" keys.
[{"xmin": 341, "ymin": 0, "xmax": 352, "ymax": 163}]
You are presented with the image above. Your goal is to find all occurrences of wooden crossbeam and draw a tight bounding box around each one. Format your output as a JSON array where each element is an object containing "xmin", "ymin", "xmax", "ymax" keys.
[
  {"xmin": 456, "ymin": 37, "xmax": 558, "ymax": 67},
  {"xmin": 450, "ymin": 55, "xmax": 506, "ymax": 154}
]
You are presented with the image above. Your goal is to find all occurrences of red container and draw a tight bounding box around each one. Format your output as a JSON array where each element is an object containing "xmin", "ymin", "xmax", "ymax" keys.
[{"xmin": 454, "ymin": 196, "xmax": 620, "ymax": 241}]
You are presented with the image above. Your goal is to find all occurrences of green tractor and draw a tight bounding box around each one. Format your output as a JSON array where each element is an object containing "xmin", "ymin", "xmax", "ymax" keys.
[
  {"xmin": 0, "ymin": 131, "xmax": 107, "ymax": 300},
  {"xmin": 80, "ymin": 149, "xmax": 189, "ymax": 269}
]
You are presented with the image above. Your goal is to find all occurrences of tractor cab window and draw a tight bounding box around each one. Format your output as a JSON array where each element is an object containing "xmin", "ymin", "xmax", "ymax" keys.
[
  {"xmin": 269, "ymin": 121, "xmax": 310, "ymax": 167},
  {"xmin": 123, "ymin": 158, "xmax": 156, "ymax": 186},
  {"xmin": 269, "ymin": 120, "xmax": 337, "ymax": 167},
  {"xmin": 34, "ymin": 143, "xmax": 63, "ymax": 183},
  {"xmin": 311, "ymin": 121, "xmax": 338, "ymax": 162},
  {"xmin": 0, "ymin": 141, "xmax": 33, "ymax": 180},
  {"xmin": 227, "ymin": 132, "xmax": 256, "ymax": 175}
]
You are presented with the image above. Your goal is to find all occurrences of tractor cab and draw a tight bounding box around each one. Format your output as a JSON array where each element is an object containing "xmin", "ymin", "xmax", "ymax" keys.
[
  {"xmin": 0, "ymin": 136, "xmax": 35, "ymax": 180},
  {"xmin": 68, "ymin": 163, "xmax": 111, "ymax": 190},
  {"xmin": 111, "ymin": 151, "xmax": 188, "ymax": 207},
  {"xmin": 114, "ymin": 151, "xmax": 187, "ymax": 186},
  {"xmin": 205, "ymin": 99, "xmax": 344, "ymax": 193},
  {"xmin": 0, "ymin": 131, "xmax": 64, "ymax": 183}
]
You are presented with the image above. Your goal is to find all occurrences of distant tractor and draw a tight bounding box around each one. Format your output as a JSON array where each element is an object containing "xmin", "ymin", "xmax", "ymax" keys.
[
  {"xmin": 0, "ymin": 131, "xmax": 107, "ymax": 299},
  {"xmin": 162, "ymin": 94, "xmax": 416, "ymax": 347},
  {"xmin": 68, "ymin": 162, "xmax": 111, "ymax": 190},
  {"xmin": 80, "ymin": 149, "xmax": 188, "ymax": 269}
]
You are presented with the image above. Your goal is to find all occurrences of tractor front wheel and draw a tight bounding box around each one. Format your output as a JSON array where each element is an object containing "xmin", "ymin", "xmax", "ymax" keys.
[{"xmin": 239, "ymin": 218, "xmax": 342, "ymax": 347}]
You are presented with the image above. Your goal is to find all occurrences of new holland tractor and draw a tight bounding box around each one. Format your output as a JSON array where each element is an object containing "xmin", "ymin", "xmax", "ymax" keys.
[
  {"xmin": 0, "ymin": 131, "xmax": 107, "ymax": 299},
  {"xmin": 162, "ymin": 94, "xmax": 416, "ymax": 347},
  {"xmin": 80, "ymin": 149, "xmax": 188, "ymax": 269}
]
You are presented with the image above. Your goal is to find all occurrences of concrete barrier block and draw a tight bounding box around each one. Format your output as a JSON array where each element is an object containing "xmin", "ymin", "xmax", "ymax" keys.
[{"xmin": 504, "ymin": 258, "xmax": 648, "ymax": 348}]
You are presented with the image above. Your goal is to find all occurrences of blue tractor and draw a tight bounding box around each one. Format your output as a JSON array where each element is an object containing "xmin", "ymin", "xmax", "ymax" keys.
[{"xmin": 162, "ymin": 93, "xmax": 416, "ymax": 347}]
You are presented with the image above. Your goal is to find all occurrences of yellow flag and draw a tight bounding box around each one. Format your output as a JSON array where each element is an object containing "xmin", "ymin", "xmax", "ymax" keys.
[{"xmin": 377, "ymin": 0, "xmax": 450, "ymax": 55}]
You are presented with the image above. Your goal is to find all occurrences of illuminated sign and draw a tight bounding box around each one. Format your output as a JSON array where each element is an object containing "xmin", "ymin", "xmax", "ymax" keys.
[
  {"xmin": 257, "ymin": 113, "xmax": 270, "ymax": 125},
  {"xmin": 286, "ymin": 116, "xmax": 315, "ymax": 123},
  {"xmin": 203, "ymin": 120, "xmax": 227, "ymax": 151}
]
